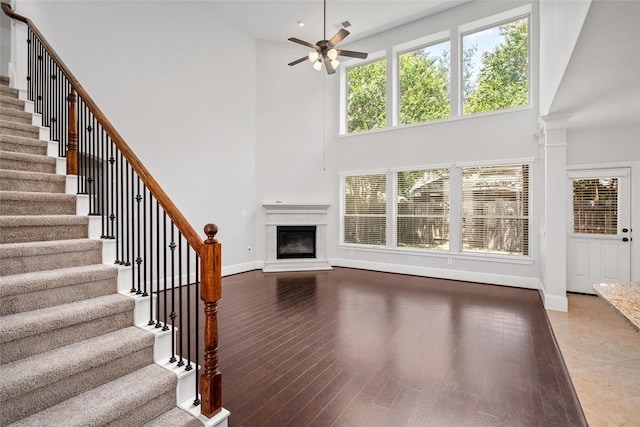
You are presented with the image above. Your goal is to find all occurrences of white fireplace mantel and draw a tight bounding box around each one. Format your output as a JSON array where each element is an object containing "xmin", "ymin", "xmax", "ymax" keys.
[{"xmin": 262, "ymin": 203, "xmax": 332, "ymax": 272}]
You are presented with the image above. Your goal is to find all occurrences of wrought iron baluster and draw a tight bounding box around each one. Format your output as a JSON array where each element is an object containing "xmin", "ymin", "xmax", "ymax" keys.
[
  {"xmin": 134, "ymin": 176, "xmax": 142, "ymax": 294},
  {"xmin": 177, "ymin": 232, "xmax": 184, "ymax": 367},
  {"xmin": 170, "ymin": 223, "xmax": 177, "ymax": 363},
  {"xmin": 155, "ymin": 199, "xmax": 162, "ymax": 329},
  {"xmin": 194, "ymin": 260, "xmax": 200, "ymax": 407},
  {"xmin": 162, "ymin": 211, "xmax": 169, "ymax": 332}
]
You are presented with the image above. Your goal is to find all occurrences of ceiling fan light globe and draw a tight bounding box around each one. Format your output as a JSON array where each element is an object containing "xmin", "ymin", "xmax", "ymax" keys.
[
  {"xmin": 327, "ymin": 48, "xmax": 338, "ymax": 60},
  {"xmin": 313, "ymin": 60, "xmax": 323, "ymax": 71},
  {"xmin": 308, "ymin": 51, "xmax": 319, "ymax": 62},
  {"xmin": 331, "ymin": 59, "xmax": 340, "ymax": 69}
]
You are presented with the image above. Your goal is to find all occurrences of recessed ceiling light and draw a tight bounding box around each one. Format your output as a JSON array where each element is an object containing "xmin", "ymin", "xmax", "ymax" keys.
[{"xmin": 297, "ymin": 21, "xmax": 305, "ymax": 27}]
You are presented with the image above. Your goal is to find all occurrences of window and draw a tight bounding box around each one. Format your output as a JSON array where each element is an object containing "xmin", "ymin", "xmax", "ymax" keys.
[
  {"xmin": 343, "ymin": 174, "xmax": 386, "ymax": 245},
  {"xmin": 397, "ymin": 169, "xmax": 450, "ymax": 249},
  {"xmin": 572, "ymin": 178, "xmax": 618, "ymax": 235},
  {"xmin": 399, "ymin": 40, "xmax": 450, "ymax": 124},
  {"xmin": 461, "ymin": 164, "xmax": 529, "ymax": 255},
  {"xmin": 347, "ymin": 59, "xmax": 386, "ymax": 133},
  {"xmin": 462, "ymin": 16, "xmax": 529, "ymax": 115}
]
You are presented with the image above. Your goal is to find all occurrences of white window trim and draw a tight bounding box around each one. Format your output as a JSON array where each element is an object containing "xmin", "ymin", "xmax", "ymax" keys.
[
  {"xmin": 340, "ymin": 4, "xmax": 535, "ymax": 135},
  {"xmin": 339, "ymin": 160, "xmax": 535, "ymax": 262},
  {"xmin": 458, "ymin": 4, "xmax": 533, "ymax": 117},
  {"xmin": 340, "ymin": 50, "xmax": 388, "ymax": 135},
  {"xmin": 392, "ymin": 30, "xmax": 451, "ymax": 127},
  {"xmin": 458, "ymin": 160, "xmax": 533, "ymax": 257}
]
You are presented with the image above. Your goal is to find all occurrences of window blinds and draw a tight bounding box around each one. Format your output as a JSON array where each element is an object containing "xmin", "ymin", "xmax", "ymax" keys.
[
  {"xmin": 572, "ymin": 178, "xmax": 618, "ymax": 235},
  {"xmin": 397, "ymin": 169, "xmax": 450, "ymax": 249},
  {"xmin": 344, "ymin": 174, "xmax": 386, "ymax": 245},
  {"xmin": 461, "ymin": 164, "xmax": 529, "ymax": 255}
]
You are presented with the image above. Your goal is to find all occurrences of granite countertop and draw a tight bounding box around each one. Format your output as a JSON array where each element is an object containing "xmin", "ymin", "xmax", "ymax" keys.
[{"xmin": 592, "ymin": 282, "xmax": 640, "ymax": 332}]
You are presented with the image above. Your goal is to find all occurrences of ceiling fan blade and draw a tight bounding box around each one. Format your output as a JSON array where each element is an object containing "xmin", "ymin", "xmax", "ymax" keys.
[
  {"xmin": 288, "ymin": 37, "xmax": 319, "ymax": 50},
  {"xmin": 324, "ymin": 56, "xmax": 336, "ymax": 75},
  {"xmin": 328, "ymin": 28, "xmax": 349, "ymax": 47},
  {"xmin": 288, "ymin": 56, "xmax": 308, "ymax": 66},
  {"xmin": 335, "ymin": 49, "xmax": 368, "ymax": 60}
]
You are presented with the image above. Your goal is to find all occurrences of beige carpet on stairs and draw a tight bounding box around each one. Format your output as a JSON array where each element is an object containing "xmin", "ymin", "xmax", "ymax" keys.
[{"xmin": 0, "ymin": 77, "xmax": 201, "ymax": 426}]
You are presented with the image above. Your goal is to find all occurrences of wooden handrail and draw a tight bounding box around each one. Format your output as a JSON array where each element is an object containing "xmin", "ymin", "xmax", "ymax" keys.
[
  {"xmin": 3, "ymin": 2, "xmax": 222, "ymax": 417},
  {"xmin": 1, "ymin": 3, "xmax": 203, "ymax": 252}
]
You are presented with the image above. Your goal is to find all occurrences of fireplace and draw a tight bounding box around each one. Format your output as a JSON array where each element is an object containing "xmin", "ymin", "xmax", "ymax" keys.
[
  {"xmin": 277, "ymin": 226, "xmax": 316, "ymax": 259},
  {"xmin": 263, "ymin": 203, "xmax": 332, "ymax": 272}
]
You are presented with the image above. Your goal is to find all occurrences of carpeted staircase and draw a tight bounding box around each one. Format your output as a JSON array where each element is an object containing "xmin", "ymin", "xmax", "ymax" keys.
[{"xmin": 0, "ymin": 76, "xmax": 201, "ymax": 426}]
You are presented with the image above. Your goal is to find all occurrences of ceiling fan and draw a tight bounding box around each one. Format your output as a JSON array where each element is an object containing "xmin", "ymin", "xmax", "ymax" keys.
[{"xmin": 287, "ymin": 0, "xmax": 368, "ymax": 74}]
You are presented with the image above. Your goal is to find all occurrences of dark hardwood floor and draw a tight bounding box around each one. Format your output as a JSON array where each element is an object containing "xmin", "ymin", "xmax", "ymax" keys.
[{"xmin": 212, "ymin": 268, "xmax": 586, "ymax": 427}]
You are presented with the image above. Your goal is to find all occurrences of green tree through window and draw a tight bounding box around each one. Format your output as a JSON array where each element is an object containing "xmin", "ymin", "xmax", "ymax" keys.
[
  {"xmin": 399, "ymin": 42, "xmax": 450, "ymax": 124},
  {"xmin": 464, "ymin": 18, "xmax": 529, "ymax": 114},
  {"xmin": 347, "ymin": 59, "xmax": 386, "ymax": 133}
]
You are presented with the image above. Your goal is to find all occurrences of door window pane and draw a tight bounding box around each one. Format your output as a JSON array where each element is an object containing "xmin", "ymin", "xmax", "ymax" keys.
[{"xmin": 573, "ymin": 178, "xmax": 618, "ymax": 235}]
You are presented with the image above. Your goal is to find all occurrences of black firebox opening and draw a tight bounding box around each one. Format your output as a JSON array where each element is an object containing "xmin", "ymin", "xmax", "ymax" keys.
[{"xmin": 277, "ymin": 226, "xmax": 316, "ymax": 259}]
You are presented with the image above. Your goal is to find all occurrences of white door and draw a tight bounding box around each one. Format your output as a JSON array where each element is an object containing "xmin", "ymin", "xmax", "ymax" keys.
[{"xmin": 567, "ymin": 168, "xmax": 632, "ymax": 294}]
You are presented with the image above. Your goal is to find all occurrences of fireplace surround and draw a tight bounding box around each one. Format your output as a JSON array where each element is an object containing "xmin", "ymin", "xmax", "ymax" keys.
[{"xmin": 263, "ymin": 203, "xmax": 332, "ymax": 272}]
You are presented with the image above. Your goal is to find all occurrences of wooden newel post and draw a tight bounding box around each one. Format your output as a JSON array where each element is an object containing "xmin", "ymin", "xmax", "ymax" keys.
[
  {"xmin": 66, "ymin": 87, "xmax": 78, "ymax": 175},
  {"xmin": 200, "ymin": 223, "xmax": 222, "ymax": 418}
]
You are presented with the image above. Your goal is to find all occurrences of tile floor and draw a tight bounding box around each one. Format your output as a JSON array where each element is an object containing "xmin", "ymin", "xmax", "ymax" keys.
[{"xmin": 547, "ymin": 293, "xmax": 640, "ymax": 427}]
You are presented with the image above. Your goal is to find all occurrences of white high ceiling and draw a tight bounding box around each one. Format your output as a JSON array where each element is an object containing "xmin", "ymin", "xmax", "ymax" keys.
[{"xmin": 210, "ymin": 0, "xmax": 469, "ymax": 44}]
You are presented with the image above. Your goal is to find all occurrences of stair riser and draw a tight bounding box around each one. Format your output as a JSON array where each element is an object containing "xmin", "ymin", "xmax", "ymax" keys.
[
  {"xmin": 1, "ymin": 277, "xmax": 117, "ymax": 315},
  {"xmin": 0, "ymin": 97, "xmax": 26, "ymax": 111},
  {"xmin": 0, "ymin": 224, "xmax": 88, "ymax": 244},
  {"xmin": 0, "ymin": 310, "xmax": 133, "ymax": 364},
  {"xmin": 1, "ymin": 246, "xmax": 102, "ymax": 276},
  {"xmin": 1, "ymin": 347, "xmax": 154, "ymax": 425},
  {"xmin": 112, "ymin": 390, "xmax": 177, "ymax": 427},
  {"xmin": 0, "ymin": 112, "xmax": 32, "ymax": 125},
  {"xmin": 0, "ymin": 175, "xmax": 65, "ymax": 193},
  {"xmin": 0, "ymin": 126, "xmax": 39, "ymax": 139},
  {"xmin": 0, "ymin": 86, "xmax": 19, "ymax": 97},
  {"xmin": 0, "ymin": 138, "xmax": 48, "ymax": 156},
  {"xmin": 0, "ymin": 157, "xmax": 56, "ymax": 173},
  {"xmin": 0, "ymin": 198, "xmax": 76, "ymax": 216}
]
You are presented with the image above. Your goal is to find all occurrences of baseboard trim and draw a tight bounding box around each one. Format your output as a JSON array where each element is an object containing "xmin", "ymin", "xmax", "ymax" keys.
[
  {"xmin": 222, "ymin": 261, "xmax": 261, "ymax": 277},
  {"xmin": 329, "ymin": 257, "xmax": 540, "ymax": 289},
  {"xmin": 539, "ymin": 287, "xmax": 568, "ymax": 312}
]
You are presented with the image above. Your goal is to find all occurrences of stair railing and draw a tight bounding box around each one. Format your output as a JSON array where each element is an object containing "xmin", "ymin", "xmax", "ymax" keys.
[{"xmin": 2, "ymin": 4, "xmax": 222, "ymax": 418}]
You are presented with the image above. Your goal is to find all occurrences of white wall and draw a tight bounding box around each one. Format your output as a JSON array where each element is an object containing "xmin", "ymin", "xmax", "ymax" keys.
[
  {"xmin": 15, "ymin": 1, "xmax": 257, "ymax": 271},
  {"xmin": 255, "ymin": 0, "xmax": 543, "ymax": 288},
  {"xmin": 538, "ymin": 0, "xmax": 591, "ymax": 115}
]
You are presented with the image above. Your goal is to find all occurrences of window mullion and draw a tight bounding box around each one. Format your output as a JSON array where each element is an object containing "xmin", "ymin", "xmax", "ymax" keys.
[
  {"xmin": 389, "ymin": 171, "xmax": 397, "ymax": 248},
  {"xmin": 450, "ymin": 27, "xmax": 461, "ymax": 117},
  {"xmin": 449, "ymin": 166, "xmax": 462, "ymax": 253}
]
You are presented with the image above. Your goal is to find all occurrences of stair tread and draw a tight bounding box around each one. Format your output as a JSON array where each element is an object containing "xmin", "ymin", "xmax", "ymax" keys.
[
  {"xmin": 0, "ymin": 133, "xmax": 46, "ymax": 147},
  {"xmin": 0, "ymin": 168, "xmax": 64, "ymax": 180},
  {"xmin": 0, "ymin": 119, "xmax": 39, "ymax": 132},
  {"xmin": 0, "ymin": 326, "xmax": 154, "ymax": 397},
  {"xmin": 0, "ymin": 238, "xmax": 101, "ymax": 257},
  {"xmin": 0, "ymin": 215, "xmax": 88, "ymax": 226},
  {"xmin": 143, "ymin": 407, "xmax": 202, "ymax": 427},
  {"xmin": 0, "ymin": 293, "xmax": 134, "ymax": 344},
  {"xmin": 0, "ymin": 190, "xmax": 75, "ymax": 202},
  {"xmin": 0, "ymin": 264, "xmax": 118, "ymax": 297},
  {"xmin": 8, "ymin": 364, "xmax": 176, "ymax": 427},
  {"xmin": 0, "ymin": 150, "xmax": 56, "ymax": 164}
]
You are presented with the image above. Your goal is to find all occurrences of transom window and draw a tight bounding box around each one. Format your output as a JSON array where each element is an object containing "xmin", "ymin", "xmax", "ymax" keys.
[
  {"xmin": 398, "ymin": 40, "xmax": 450, "ymax": 125},
  {"xmin": 341, "ymin": 6, "xmax": 531, "ymax": 134},
  {"xmin": 462, "ymin": 16, "xmax": 529, "ymax": 115},
  {"xmin": 346, "ymin": 59, "xmax": 386, "ymax": 133}
]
